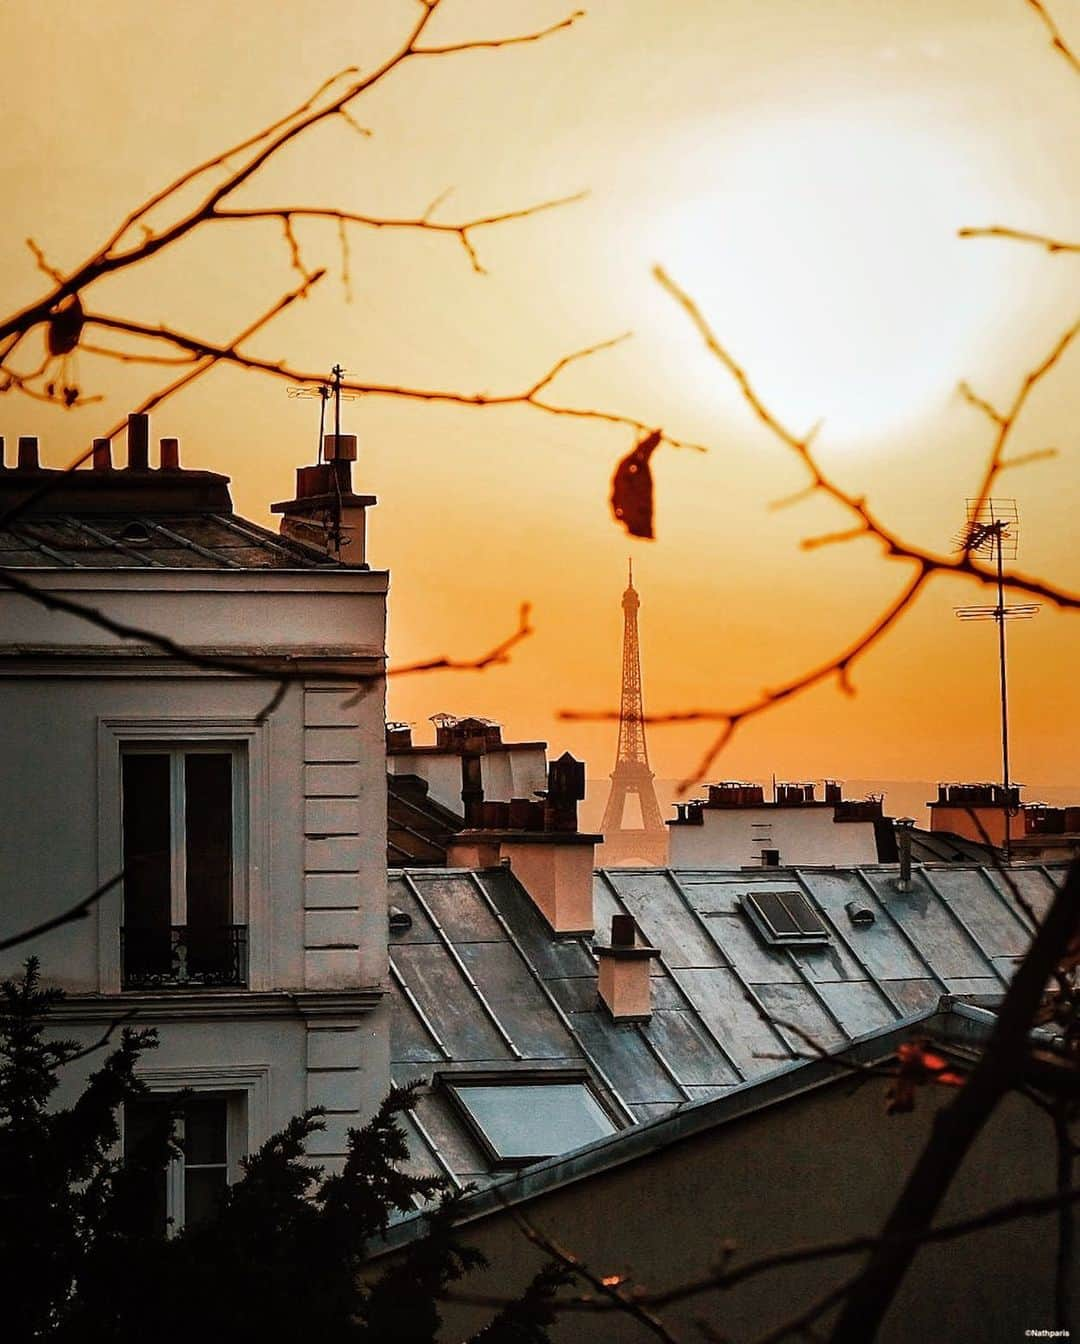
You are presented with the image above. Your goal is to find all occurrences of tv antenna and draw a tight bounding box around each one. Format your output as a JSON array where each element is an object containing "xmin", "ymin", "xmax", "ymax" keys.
[
  {"xmin": 287, "ymin": 364, "xmax": 360, "ymax": 462},
  {"xmin": 954, "ymin": 498, "xmax": 1040, "ymax": 861}
]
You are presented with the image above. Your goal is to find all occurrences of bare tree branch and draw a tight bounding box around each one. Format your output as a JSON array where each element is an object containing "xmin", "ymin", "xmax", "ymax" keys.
[
  {"xmin": 958, "ymin": 225, "xmax": 1080, "ymax": 254},
  {"xmin": 828, "ymin": 859, "xmax": 1080, "ymax": 1343},
  {"xmin": 559, "ymin": 268, "xmax": 1079, "ymax": 791},
  {"xmin": 1022, "ymin": 0, "xmax": 1080, "ymax": 75},
  {"xmin": 0, "ymin": 873, "xmax": 123, "ymax": 952}
]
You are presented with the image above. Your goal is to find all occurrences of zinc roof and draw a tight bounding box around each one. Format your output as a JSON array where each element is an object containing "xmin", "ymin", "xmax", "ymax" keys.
[{"xmin": 388, "ymin": 861, "xmax": 1066, "ymax": 1189}]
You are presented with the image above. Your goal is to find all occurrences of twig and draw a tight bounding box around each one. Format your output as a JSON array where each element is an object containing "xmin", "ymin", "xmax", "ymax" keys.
[
  {"xmin": 828, "ymin": 859, "xmax": 1080, "ymax": 1342},
  {"xmin": 503, "ymin": 1201, "xmax": 684, "ymax": 1343},
  {"xmin": 1022, "ymin": 0, "xmax": 1080, "ymax": 75},
  {"xmin": 958, "ymin": 226, "xmax": 1080, "ymax": 254},
  {"xmin": 0, "ymin": 872, "xmax": 123, "ymax": 951}
]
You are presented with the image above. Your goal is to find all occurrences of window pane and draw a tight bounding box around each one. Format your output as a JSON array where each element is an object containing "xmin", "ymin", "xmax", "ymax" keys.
[
  {"xmin": 454, "ymin": 1083, "xmax": 615, "ymax": 1160},
  {"xmin": 184, "ymin": 1166, "xmax": 227, "ymax": 1229},
  {"xmin": 124, "ymin": 1095, "xmax": 172, "ymax": 1237},
  {"xmin": 185, "ymin": 753, "xmax": 232, "ymax": 930},
  {"xmin": 750, "ymin": 892, "xmax": 801, "ymax": 936},
  {"xmin": 122, "ymin": 753, "xmax": 171, "ymax": 930},
  {"xmin": 783, "ymin": 891, "xmax": 827, "ymax": 936},
  {"xmin": 181, "ymin": 1098, "xmax": 227, "ymax": 1165}
]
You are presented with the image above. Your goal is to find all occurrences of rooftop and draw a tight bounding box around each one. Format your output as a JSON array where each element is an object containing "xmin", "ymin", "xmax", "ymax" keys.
[
  {"xmin": 388, "ymin": 860, "xmax": 1065, "ymax": 1190},
  {"xmin": 0, "ymin": 416, "xmax": 361, "ymax": 570}
]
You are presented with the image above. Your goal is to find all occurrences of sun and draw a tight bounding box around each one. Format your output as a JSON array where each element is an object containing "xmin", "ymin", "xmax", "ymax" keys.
[{"xmin": 656, "ymin": 110, "xmax": 1005, "ymax": 443}]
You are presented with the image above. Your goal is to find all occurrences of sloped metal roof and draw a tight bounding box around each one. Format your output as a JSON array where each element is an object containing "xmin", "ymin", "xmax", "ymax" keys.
[
  {"xmin": 387, "ymin": 861, "xmax": 1066, "ymax": 1190},
  {"xmin": 0, "ymin": 512, "xmax": 346, "ymax": 569}
]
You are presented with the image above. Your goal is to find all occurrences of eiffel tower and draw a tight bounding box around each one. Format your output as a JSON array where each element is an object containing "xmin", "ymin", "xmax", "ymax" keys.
[{"xmin": 598, "ymin": 562, "xmax": 668, "ymax": 867}]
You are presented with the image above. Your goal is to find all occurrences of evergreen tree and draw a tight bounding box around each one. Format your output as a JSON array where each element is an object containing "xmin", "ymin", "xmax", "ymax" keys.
[{"xmin": 0, "ymin": 961, "xmax": 564, "ymax": 1343}]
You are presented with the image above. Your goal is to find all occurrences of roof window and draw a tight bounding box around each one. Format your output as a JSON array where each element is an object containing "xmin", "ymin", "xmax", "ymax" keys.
[
  {"xmin": 741, "ymin": 890, "xmax": 830, "ymax": 946},
  {"xmin": 446, "ymin": 1079, "xmax": 617, "ymax": 1167}
]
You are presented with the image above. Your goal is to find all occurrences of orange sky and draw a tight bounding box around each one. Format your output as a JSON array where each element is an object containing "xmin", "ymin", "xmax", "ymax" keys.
[{"xmin": 2, "ymin": 0, "xmax": 1078, "ymax": 793}]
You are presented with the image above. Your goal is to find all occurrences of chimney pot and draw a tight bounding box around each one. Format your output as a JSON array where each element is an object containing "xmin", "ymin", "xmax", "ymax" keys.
[
  {"xmin": 127, "ymin": 413, "xmax": 149, "ymax": 470},
  {"xmin": 160, "ymin": 437, "xmax": 180, "ymax": 470},
  {"xmin": 92, "ymin": 438, "xmax": 112, "ymax": 471},
  {"xmin": 17, "ymin": 436, "xmax": 39, "ymax": 470},
  {"xmin": 324, "ymin": 433, "xmax": 358, "ymax": 461},
  {"xmin": 0, "ymin": 436, "xmax": 5, "ymax": 469}
]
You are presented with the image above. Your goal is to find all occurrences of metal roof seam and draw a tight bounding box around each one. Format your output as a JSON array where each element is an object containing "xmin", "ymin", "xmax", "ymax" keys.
[
  {"xmin": 465, "ymin": 870, "xmax": 638, "ymax": 1126},
  {"xmin": 849, "ymin": 868, "xmax": 952, "ymax": 994},
  {"xmin": 388, "ymin": 955, "xmax": 452, "ymax": 1061},
  {"xmin": 57, "ymin": 513, "xmax": 169, "ymax": 567},
  {"xmin": 401, "ymin": 872, "xmax": 523, "ymax": 1062},
  {"xmin": 918, "ymin": 868, "xmax": 1011, "ymax": 987},
  {"xmin": 139, "ymin": 517, "xmax": 241, "ymax": 569},
  {"xmin": 597, "ymin": 870, "xmax": 748, "ymax": 1083},
  {"xmin": 789, "ymin": 868, "xmax": 905, "ymax": 1020},
  {"xmin": 663, "ymin": 868, "xmax": 797, "ymax": 1060}
]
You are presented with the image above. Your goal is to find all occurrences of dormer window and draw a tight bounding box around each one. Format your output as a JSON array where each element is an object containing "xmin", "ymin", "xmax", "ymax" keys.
[
  {"xmin": 741, "ymin": 890, "xmax": 830, "ymax": 946},
  {"xmin": 121, "ymin": 745, "xmax": 247, "ymax": 989}
]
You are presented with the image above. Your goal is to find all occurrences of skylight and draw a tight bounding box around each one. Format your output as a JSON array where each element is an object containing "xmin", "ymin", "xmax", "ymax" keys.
[
  {"xmin": 447, "ymin": 1081, "xmax": 617, "ymax": 1165},
  {"xmin": 741, "ymin": 890, "xmax": 830, "ymax": 946}
]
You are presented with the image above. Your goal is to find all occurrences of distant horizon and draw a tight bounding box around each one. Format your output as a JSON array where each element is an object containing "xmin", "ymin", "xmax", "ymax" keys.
[{"xmin": 580, "ymin": 775, "xmax": 1080, "ymax": 831}]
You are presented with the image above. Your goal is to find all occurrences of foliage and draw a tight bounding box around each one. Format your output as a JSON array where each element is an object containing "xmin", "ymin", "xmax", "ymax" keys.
[{"xmin": 0, "ymin": 960, "xmax": 563, "ymax": 1344}]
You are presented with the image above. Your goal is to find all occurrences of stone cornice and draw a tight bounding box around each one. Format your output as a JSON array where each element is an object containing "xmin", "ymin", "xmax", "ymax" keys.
[{"xmin": 51, "ymin": 987, "xmax": 386, "ymax": 1023}]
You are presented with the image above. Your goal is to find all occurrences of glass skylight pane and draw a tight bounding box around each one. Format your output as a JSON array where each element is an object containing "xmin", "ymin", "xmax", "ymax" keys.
[
  {"xmin": 783, "ymin": 891, "xmax": 826, "ymax": 936},
  {"xmin": 453, "ymin": 1083, "xmax": 616, "ymax": 1160},
  {"xmin": 749, "ymin": 891, "xmax": 801, "ymax": 935}
]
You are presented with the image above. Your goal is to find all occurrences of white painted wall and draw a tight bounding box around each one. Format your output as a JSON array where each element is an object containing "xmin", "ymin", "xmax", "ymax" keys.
[
  {"xmin": 0, "ymin": 563, "xmax": 391, "ymax": 1172},
  {"xmin": 668, "ymin": 807, "xmax": 880, "ymax": 868},
  {"xmin": 387, "ymin": 743, "xmax": 548, "ymax": 815}
]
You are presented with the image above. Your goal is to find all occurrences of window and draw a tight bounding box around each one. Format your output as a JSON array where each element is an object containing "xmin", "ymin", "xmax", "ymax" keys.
[
  {"xmin": 124, "ymin": 1094, "xmax": 231, "ymax": 1234},
  {"xmin": 741, "ymin": 890, "xmax": 830, "ymax": 946},
  {"xmin": 446, "ymin": 1079, "xmax": 617, "ymax": 1167},
  {"xmin": 121, "ymin": 746, "xmax": 247, "ymax": 988}
]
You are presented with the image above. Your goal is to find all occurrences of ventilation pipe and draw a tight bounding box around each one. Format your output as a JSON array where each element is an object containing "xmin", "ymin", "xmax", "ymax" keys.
[{"xmin": 895, "ymin": 817, "xmax": 915, "ymax": 892}]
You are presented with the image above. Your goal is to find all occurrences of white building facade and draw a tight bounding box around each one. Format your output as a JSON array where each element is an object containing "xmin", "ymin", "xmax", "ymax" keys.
[{"xmin": 0, "ymin": 416, "xmax": 389, "ymax": 1223}]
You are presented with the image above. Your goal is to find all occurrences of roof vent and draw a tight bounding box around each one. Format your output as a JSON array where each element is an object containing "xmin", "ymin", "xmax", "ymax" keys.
[
  {"xmin": 845, "ymin": 899, "xmax": 875, "ymax": 928},
  {"xmin": 119, "ymin": 521, "xmax": 152, "ymax": 544},
  {"xmin": 388, "ymin": 905, "xmax": 413, "ymax": 934}
]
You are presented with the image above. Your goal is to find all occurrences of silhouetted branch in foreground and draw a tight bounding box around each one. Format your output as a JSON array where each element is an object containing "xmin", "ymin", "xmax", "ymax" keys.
[
  {"xmin": 957, "ymin": 225, "xmax": 1080, "ymax": 253},
  {"xmin": 0, "ymin": 873, "xmax": 123, "ymax": 952},
  {"xmin": 1023, "ymin": 0, "xmax": 1080, "ymax": 75},
  {"xmin": 560, "ymin": 267, "xmax": 1079, "ymax": 790},
  {"xmin": 828, "ymin": 859, "xmax": 1080, "ymax": 1342}
]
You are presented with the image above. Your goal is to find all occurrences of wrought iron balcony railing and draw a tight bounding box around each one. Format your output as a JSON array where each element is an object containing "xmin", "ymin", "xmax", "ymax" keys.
[{"xmin": 121, "ymin": 925, "xmax": 248, "ymax": 990}]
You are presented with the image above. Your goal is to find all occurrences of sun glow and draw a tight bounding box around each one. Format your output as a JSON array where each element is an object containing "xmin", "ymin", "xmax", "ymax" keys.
[{"xmin": 658, "ymin": 112, "xmax": 1005, "ymax": 442}]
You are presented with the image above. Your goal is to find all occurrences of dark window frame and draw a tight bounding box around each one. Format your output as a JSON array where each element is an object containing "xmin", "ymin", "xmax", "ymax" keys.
[{"xmin": 120, "ymin": 743, "xmax": 248, "ymax": 989}]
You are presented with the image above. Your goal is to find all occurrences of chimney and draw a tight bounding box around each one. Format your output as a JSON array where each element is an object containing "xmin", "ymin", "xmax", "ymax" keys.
[
  {"xmin": 271, "ymin": 433, "xmax": 376, "ymax": 564},
  {"xmin": 127, "ymin": 413, "xmax": 149, "ymax": 470},
  {"xmin": 91, "ymin": 438, "xmax": 112, "ymax": 471},
  {"xmin": 596, "ymin": 915, "xmax": 660, "ymax": 1021},
  {"xmin": 446, "ymin": 751, "xmax": 600, "ymax": 936},
  {"xmin": 895, "ymin": 817, "xmax": 915, "ymax": 891},
  {"xmin": 0, "ymin": 436, "xmax": 5, "ymax": 468},
  {"xmin": 160, "ymin": 437, "xmax": 180, "ymax": 470},
  {"xmin": 17, "ymin": 436, "xmax": 39, "ymax": 470}
]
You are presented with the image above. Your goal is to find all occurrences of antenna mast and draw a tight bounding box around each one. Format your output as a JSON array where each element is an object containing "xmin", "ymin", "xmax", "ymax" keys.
[{"xmin": 954, "ymin": 499, "xmax": 1039, "ymax": 862}]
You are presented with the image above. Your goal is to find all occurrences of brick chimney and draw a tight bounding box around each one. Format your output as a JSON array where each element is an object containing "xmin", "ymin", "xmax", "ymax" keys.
[
  {"xmin": 446, "ymin": 752, "xmax": 599, "ymax": 935},
  {"xmin": 595, "ymin": 914, "xmax": 659, "ymax": 1021},
  {"xmin": 271, "ymin": 433, "xmax": 376, "ymax": 564}
]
